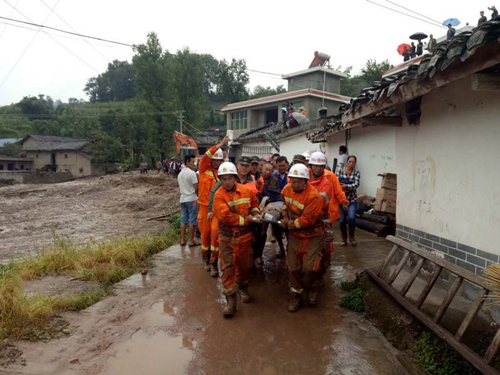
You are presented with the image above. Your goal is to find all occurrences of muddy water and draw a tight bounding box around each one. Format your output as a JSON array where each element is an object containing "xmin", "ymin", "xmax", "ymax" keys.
[{"xmin": 3, "ymin": 229, "xmax": 409, "ymax": 375}]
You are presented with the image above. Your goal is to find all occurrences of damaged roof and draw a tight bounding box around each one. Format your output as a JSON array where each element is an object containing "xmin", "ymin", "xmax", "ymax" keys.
[
  {"xmin": 309, "ymin": 21, "xmax": 500, "ymax": 142},
  {"xmin": 18, "ymin": 134, "xmax": 88, "ymax": 152}
]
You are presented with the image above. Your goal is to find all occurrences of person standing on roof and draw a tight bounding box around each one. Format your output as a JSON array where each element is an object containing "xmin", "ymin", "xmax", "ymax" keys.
[
  {"xmin": 336, "ymin": 155, "xmax": 361, "ymax": 246},
  {"xmin": 281, "ymin": 163, "xmax": 328, "ymax": 312},
  {"xmin": 416, "ymin": 40, "xmax": 424, "ymax": 56},
  {"xmin": 197, "ymin": 136, "xmax": 229, "ymax": 273},
  {"xmin": 309, "ymin": 152, "xmax": 349, "ymax": 283},
  {"xmin": 213, "ymin": 162, "xmax": 261, "ymax": 317},
  {"xmin": 427, "ymin": 35, "xmax": 437, "ymax": 52},
  {"xmin": 409, "ymin": 42, "xmax": 416, "ymax": 59},
  {"xmin": 489, "ymin": 5, "xmax": 499, "ymax": 19},
  {"xmin": 478, "ymin": 11, "xmax": 488, "ymax": 25},
  {"xmin": 446, "ymin": 24, "xmax": 456, "ymax": 40}
]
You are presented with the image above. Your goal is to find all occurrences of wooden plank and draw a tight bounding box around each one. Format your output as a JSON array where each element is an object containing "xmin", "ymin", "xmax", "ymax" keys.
[
  {"xmin": 434, "ymin": 276, "xmax": 463, "ymax": 324},
  {"xmin": 400, "ymin": 256, "xmax": 425, "ymax": 296},
  {"xmin": 361, "ymin": 116, "xmax": 402, "ymax": 127},
  {"xmin": 387, "ymin": 236, "xmax": 489, "ymax": 289},
  {"xmin": 388, "ymin": 249, "xmax": 411, "ymax": 286},
  {"xmin": 471, "ymin": 72, "xmax": 500, "ymax": 91},
  {"xmin": 416, "ymin": 265, "xmax": 442, "ymax": 309},
  {"xmin": 366, "ymin": 269, "xmax": 500, "ymax": 375},
  {"xmin": 485, "ymin": 329, "xmax": 500, "ymax": 364},
  {"xmin": 456, "ymin": 289, "xmax": 489, "ymax": 342},
  {"xmin": 377, "ymin": 244, "xmax": 399, "ymax": 276}
]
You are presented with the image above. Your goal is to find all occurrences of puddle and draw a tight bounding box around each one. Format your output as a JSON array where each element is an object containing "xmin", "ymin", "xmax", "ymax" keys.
[
  {"xmin": 103, "ymin": 329, "xmax": 194, "ymax": 375},
  {"xmin": 140, "ymin": 300, "xmax": 177, "ymax": 327}
]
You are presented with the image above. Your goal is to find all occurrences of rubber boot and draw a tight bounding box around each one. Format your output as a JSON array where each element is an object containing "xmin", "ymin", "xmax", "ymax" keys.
[
  {"xmin": 223, "ymin": 294, "xmax": 237, "ymax": 318},
  {"xmin": 349, "ymin": 225, "xmax": 357, "ymax": 246},
  {"xmin": 308, "ymin": 287, "xmax": 318, "ymax": 306},
  {"xmin": 340, "ymin": 222, "xmax": 348, "ymax": 246},
  {"xmin": 287, "ymin": 293, "xmax": 301, "ymax": 312},
  {"xmin": 238, "ymin": 287, "xmax": 252, "ymax": 303},
  {"xmin": 210, "ymin": 260, "xmax": 218, "ymax": 278}
]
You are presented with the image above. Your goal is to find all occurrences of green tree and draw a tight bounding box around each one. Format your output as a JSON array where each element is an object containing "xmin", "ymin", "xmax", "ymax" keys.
[
  {"xmin": 217, "ymin": 58, "xmax": 249, "ymax": 103},
  {"xmin": 84, "ymin": 60, "xmax": 136, "ymax": 103},
  {"xmin": 250, "ymin": 85, "xmax": 286, "ymax": 99},
  {"xmin": 340, "ymin": 59, "xmax": 392, "ymax": 98}
]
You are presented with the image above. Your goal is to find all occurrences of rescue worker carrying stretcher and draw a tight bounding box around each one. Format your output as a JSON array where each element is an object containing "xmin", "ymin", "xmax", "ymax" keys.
[
  {"xmin": 213, "ymin": 162, "xmax": 262, "ymax": 318},
  {"xmin": 281, "ymin": 163, "xmax": 328, "ymax": 312},
  {"xmin": 197, "ymin": 136, "xmax": 229, "ymax": 274}
]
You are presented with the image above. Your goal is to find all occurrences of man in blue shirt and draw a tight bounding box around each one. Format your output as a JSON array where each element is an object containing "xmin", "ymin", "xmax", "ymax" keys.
[{"xmin": 273, "ymin": 156, "xmax": 289, "ymax": 191}]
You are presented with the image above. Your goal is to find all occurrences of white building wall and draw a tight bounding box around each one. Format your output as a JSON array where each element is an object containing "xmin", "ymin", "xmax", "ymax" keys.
[
  {"xmin": 396, "ymin": 76, "xmax": 500, "ymax": 255},
  {"xmin": 325, "ymin": 126, "xmax": 397, "ymax": 197},
  {"xmin": 280, "ymin": 134, "xmax": 318, "ymax": 162}
]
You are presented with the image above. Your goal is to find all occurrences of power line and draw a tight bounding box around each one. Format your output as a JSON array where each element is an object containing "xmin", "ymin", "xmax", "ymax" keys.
[
  {"xmin": 38, "ymin": 0, "xmax": 111, "ymax": 63},
  {"xmin": 385, "ymin": 0, "xmax": 444, "ymax": 27},
  {"xmin": 0, "ymin": 0, "xmax": 18, "ymax": 39},
  {"xmin": 247, "ymin": 69, "xmax": 282, "ymax": 76},
  {"xmin": 0, "ymin": 0, "xmax": 61, "ymax": 88},
  {"xmin": 365, "ymin": 0, "xmax": 447, "ymax": 29},
  {"xmin": 0, "ymin": 15, "xmax": 132, "ymax": 47}
]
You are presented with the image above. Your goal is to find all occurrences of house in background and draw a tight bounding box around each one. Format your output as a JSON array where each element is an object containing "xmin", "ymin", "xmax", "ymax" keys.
[
  {"xmin": 17, "ymin": 135, "xmax": 95, "ymax": 177},
  {"xmin": 221, "ymin": 52, "xmax": 350, "ymax": 160},
  {"xmin": 308, "ymin": 23, "xmax": 500, "ymax": 275}
]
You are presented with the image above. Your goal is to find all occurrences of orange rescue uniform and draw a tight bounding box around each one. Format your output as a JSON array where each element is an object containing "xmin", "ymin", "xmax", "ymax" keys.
[
  {"xmin": 213, "ymin": 183, "xmax": 260, "ymax": 295},
  {"xmin": 197, "ymin": 145, "xmax": 222, "ymax": 264},
  {"xmin": 281, "ymin": 183, "xmax": 327, "ymax": 294}
]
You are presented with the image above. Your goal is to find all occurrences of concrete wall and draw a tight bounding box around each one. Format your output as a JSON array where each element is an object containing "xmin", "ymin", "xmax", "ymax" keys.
[
  {"xmin": 280, "ymin": 134, "xmax": 318, "ymax": 162},
  {"xmin": 23, "ymin": 172, "xmax": 74, "ymax": 184},
  {"xmin": 25, "ymin": 151, "xmax": 92, "ymax": 177},
  {"xmin": 288, "ymin": 71, "xmax": 341, "ymax": 93},
  {"xmin": 241, "ymin": 141, "xmax": 277, "ymax": 157},
  {"xmin": 325, "ymin": 126, "xmax": 397, "ymax": 197},
  {"xmin": 0, "ymin": 171, "xmax": 31, "ymax": 183},
  {"xmin": 395, "ymin": 75, "xmax": 500, "ymax": 271}
]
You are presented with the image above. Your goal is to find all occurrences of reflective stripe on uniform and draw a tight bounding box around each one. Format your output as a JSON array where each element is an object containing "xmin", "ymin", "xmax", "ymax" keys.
[
  {"xmin": 228, "ymin": 198, "xmax": 251, "ymax": 207},
  {"xmin": 206, "ymin": 150, "xmax": 213, "ymax": 158},
  {"xmin": 210, "ymin": 246, "xmax": 219, "ymax": 252},
  {"xmin": 250, "ymin": 207, "xmax": 260, "ymax": 214},
  {"xmin": 284, "ymin": 197, "xmax": 305, "ymax": 210},
  {"xmin": 290, "ymin": 286, "xmax": 303, "ymax": 294},
  {"xmin": 201, "ymin": 245, "xmax": 210, "ymax": 251},
  {"xmin": 239, "ymin": 215, "xmax": 245, "ymax": 226},
  {"xmin": 294, "ymin": 218, "xmax": 301, "ymax": 229},
  {"xmin": 319, "ymin": 192, "xmax": 330, "ymax": 204},
  {"xmin": 205, "ymin": 171, "xmax": 214, "ymax": 177}
]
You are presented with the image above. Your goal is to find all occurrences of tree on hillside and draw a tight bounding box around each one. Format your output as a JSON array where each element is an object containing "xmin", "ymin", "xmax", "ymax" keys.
[
  {"xmin": 250, "ymin": 85, "xmax": 286, "ymax": 99},
  {"xmin": 17, "ymin": 95, "xmax": 54, "ymax": 120},
  {"xmin": 217, "ymin": 59, "xmax": 249, "ymax": 103},
  {"xmin": 340, "ymin": 59, "xmax": 392, "ymax": 98},
  {"xmin": 84, "ymin": 60, "xmax": 136, "ymax": 103}
]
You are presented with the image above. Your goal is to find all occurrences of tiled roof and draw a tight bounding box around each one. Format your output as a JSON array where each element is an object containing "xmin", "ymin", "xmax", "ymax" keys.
[
  {"xmin": 308, "ymin": 21, "xmax": 500, "ymax": 142},
  {"xmin": 19, "ymin": 135, "xmax": 88, "ymax": 152}
]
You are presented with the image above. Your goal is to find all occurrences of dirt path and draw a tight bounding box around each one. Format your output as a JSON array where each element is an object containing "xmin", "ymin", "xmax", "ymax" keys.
[
  {"xmin": 0, "ymin": 172, "xmax": 180, "ymax": 262},
  {"xmin": 1, "ymin": 231, "xmax": 410, "ymax": 375}
]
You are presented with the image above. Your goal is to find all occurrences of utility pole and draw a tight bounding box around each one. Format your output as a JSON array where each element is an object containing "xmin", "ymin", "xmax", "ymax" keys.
[{"xmin": 176, "ymin": 110, "xmax": 186, "ymax": 133}]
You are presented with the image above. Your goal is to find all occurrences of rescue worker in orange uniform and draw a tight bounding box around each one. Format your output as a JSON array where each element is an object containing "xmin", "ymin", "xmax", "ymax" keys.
[
  {"xmin": 197, "ymin": 136, "xmax": 229, "ymax": 273},
  {"xmin": 281, "ymin": 163, "xmax": 328, "ymax": 312},
  {"xmin": 213, "ymin": 162, "xmax": 261, "ymax": 317},
  {"xmin": 308, "ymin": 152, "xmax": 348, "ymax": 283}
]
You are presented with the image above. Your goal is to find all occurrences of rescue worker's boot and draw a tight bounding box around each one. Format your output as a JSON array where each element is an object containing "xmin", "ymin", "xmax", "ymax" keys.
[
  {"xmin": 340, "ymin": 222, "xmax": 348, "ymax": 246},
  {"xmin": 223, "ymin": 294, "xmax": 237, "ymax": 318},
  {"xmin": 202, "ymin": 250, "xmax": 210, "ymax": 271},
  {"xmin": 209, "ymin": 260, "xmax": 218, "ymax": 278},
  {"xmin": 349, "ymin": 225, "xmax": 357, "ymax": 246},
  {"xmin": 308, "ymin": 287, "xmax": 318, "ymax": 306},
  {"xmin": 238, "ymin": 287, "xmax": 252, "ymax": 303},
  {"xmin": 287, "ymin": 292, "xmax": 301, "ymax": 312}
]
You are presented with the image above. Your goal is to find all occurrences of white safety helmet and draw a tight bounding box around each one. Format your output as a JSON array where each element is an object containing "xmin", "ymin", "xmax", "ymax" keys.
[
  {"xmin": 288, "ymin": 164, "xmax": 309, "ymax": 180},
  {"xmin": 212, "ymin": 148, "xmax": 224, "ymax": 160},
  {"xmin": 302, "ymin": 152, "xmax": 310, "ymax": 161},
  {"xmin": 218, "ymin": 162, "xmax": 238, "ymax": 176},
  {"xmin": 309, "ymin": 151, "xmax": 327, "ymax": 166}
]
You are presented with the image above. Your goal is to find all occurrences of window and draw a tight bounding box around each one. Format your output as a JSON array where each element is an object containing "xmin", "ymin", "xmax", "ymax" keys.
[
  {"xmin": 230, "ymin": 111, "xmax": 248, "ymax": 130},
  {"xmin": 7, "ymin": 163, "xmax": 14, "ymax": 171},
  {"xmin": 65, "ymin": 154, "xmax": 68, "ymax": 158},
  {"xmin": 0, "ymin": 164, "xmax": 3, "ymax": 170}
]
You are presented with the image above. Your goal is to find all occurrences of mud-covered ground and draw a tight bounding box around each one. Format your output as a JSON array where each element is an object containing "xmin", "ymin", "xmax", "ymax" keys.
[
  {"xmin": 0, "ymin": 231, "xmax": 411, "ymax": 375},
  {"xmin": 0, "ymin": 171, "xmax": 180, "ymax": 262}
]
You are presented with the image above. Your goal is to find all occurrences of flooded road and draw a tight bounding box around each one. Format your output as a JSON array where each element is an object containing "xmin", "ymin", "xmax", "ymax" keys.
[{"xmin": 2, "ymin": 229, "xmax": 408, "ymax": 375}]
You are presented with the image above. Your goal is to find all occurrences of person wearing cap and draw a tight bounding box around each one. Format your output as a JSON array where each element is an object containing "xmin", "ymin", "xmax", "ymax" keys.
[
  {"xmin": 250, "ymin": 156, "xmax": 263, "ymax": 192},
  {"xmin": 281, "ymin": 164, "xmax": 328, "ymax": 312},
  {"xmin": 292, "ymin": 154, "xmax": 306, "ymax": 166},
  {"xmin": 213, "ymin": 162, "xmax": 261, "ymax": 317},
  {"xmin": 309, "ymin": 152, "xmax": 348, "ymax": 282},
  {"xmin": 197, "ymin": 136, "xmax": 229, "ymax": 273}
]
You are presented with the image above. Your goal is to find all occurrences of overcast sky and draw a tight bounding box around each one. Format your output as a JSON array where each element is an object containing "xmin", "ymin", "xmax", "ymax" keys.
[{"xmin": 0, "ymin": 0, "xmax": 492, "ymax": 106}]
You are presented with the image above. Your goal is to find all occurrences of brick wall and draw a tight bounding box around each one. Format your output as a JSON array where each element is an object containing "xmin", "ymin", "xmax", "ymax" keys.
[{"xmin": 396, "ymin": 224, "xmax": 498, "ymax": 275}]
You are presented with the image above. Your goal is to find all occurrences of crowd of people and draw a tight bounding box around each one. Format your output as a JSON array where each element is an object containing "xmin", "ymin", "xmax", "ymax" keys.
[{"xmin": 177, "ymin": 138, "xmax": 361, "ymax": 317}]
